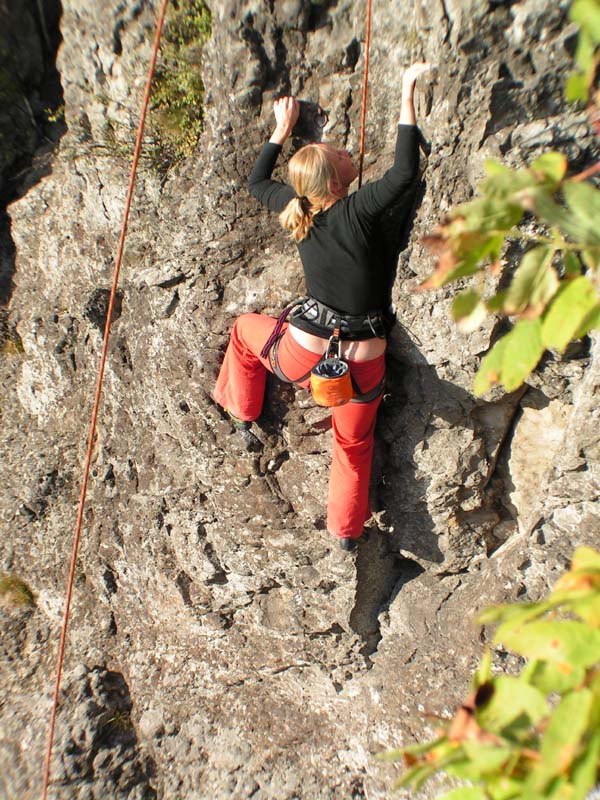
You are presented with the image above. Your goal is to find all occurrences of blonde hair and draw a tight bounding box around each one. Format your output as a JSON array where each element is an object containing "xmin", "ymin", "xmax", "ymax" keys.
[{"xmin": 279, "ymin": 144, "xmax": 338, "ymax": 242}]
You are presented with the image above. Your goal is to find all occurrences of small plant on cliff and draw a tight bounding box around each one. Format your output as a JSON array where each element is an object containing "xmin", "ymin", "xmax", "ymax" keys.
[
  {"xmin": 0, "ymin": 308, "xmax": 24, "ymax": 355},
  {"xmin": 421, "ymin": 0, "xmax": 600, "ymax": 396},
  {"xmin": 148, "ymin": 0, "xmax": 211, "ymax": 170},
  {"xmin": 382, "ymin": 546, "xmax": 600, "ymax": 799},
  {"xmin": 0, "ymin": 574, "xmax": 35, "ymax": 607}
]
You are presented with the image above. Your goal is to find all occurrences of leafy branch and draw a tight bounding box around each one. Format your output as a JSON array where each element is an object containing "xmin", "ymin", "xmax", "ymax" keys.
[
  {"xmin": 421, "ymin": 0, "xmax": 600, "ymax": 396},
  {"xmin": 148, "ymin": 0, "xmax": 211, "ymax": 169},
  {"xmin": 382, "ymin": 547, "xmax": 600, "ymax": 799}
]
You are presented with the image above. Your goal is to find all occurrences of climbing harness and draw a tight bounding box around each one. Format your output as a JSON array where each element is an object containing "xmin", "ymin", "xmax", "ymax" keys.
[
  {"xmin": 291, "ymin": 296, "xmax": 387, "ymax": 340},
  {"xmin": 262, "ymin": 301, "xmax": 385, "ymax": 407},
  {"xmin": 41, "ymin": 2, "xmax": 170, "ymax": 798},
  {"xmin": 269, "ymin": 328, "xmax": 384, "ymax": 406}
]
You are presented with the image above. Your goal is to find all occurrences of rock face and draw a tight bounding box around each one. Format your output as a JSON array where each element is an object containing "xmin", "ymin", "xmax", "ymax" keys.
[{"xmin": 0, "ymin": 1, "xmax": 599, "ymax": 798}]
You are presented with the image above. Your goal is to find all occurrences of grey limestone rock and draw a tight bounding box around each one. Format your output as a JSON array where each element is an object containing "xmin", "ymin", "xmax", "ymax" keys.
[{"xmin": 0, "ymin": 0, "xmax": 599, "ymax": 798}]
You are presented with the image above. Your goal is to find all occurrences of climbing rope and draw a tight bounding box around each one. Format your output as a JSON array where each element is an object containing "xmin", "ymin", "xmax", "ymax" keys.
[
  {"xmin": 41, "ymin": 1, "xmax": 170, "ymax": 797},
  {"xmin": 357, "ymin": 0, "xmax": 373, "ymax": 188}
]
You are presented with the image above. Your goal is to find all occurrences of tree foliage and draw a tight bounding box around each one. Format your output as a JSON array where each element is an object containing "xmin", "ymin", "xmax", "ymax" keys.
[
  {"xmin": 149, "ymin": 0, "xmax": 211, "ymax": 169},
  {"xmin": 382, "ymin": 547, "xmax": 600, "ymax": 799},
  {"xmin": 421, "ymin": 0, "xmax": 600, "ymax": 396}
]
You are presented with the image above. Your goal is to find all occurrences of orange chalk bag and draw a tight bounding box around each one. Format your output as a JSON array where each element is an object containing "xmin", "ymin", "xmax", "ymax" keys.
[{"xmin": 310, "ymin": 328, "xmax": 354, "ymax": 407}]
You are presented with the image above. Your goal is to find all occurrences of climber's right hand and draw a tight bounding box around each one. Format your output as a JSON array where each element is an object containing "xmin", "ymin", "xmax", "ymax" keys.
[{"xmin": 402, "ymin": 62, "xmax": 434, "ymax": 89}]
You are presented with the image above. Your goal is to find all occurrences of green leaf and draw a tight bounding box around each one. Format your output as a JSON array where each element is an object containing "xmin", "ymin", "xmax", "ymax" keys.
[
  {"xmin": 575, "ymin": 303, "xmax": 600, "ymax": 339},
  {"xmin": 453, "ymin": 290, "xmax": 488, "ymax": 332},
  {"xmin": 530, "ymin": 152, "xmax": 568, "ymax": 184},
  {"xmin": 529, "ymin": 188, "xmax": 574, "ymax": 231},
  {"xmin": 527, "ymin": 690, "xmax": 594, "ymax": 791},
  {"xmin": 461, "ymin": 742, "xmax": 514, "ymax": 777},
  {"xmin": 529, "ymin": 186, "xmax": 600, "ymax": 244},
  {"xmin": 570, "ymin": 0, "xmax": 600, "ymax": 44},
  {"xmin": 563, "ymin": 181, "xmax": 600, "ymax": 246},
  {"xmin": 568, "ymin": 594, "xmax": 600, "ymax": 627},
  {"xmin": 486, "ymin": 291, "xmax": 507, "ymax": 313},
  {"xmin": 565, "ymin": 71, "xmax": 589, "ymax": 103},
  {"xmin": 571, "ymin": 728, "xmax": 600, "ymax": 798},
  {"xmin": 393, "ymin": 762, "xmax": 435, "ymax": 790},
  {"xmin": 441, "ymin": 258, "xmax": 486, "ymax": 286},
  {"xmin": 541, "ymin": 276, "xmax": 598, "ymax": 352},
  {"xmin": 563, "ymin": 251, "xmax": 582, "ymax": 278},
  {"xmin": 503, "ymin": 246, "xmax": 559, "ymax": 316},
  {"xmin": 478, "ymin": 597, "xmax": 559, "ymax": 627},
  {"xmin": 498, "ymin": 319, "xmax": 544, "ymax": 391},
  {"xmin": 378, "ymin": 735, "xmax": 447, "ymax": 761},
  {"xmin": 476, "ymin": 676, "xmax": 548, "ymax": 731},
  {"xmin": 582, "ymin": 249, "xmax": 599, "ymax": 270},
  {"xmin": 486, "ymin": 775, "xmax": 526, "ymax": 800},
  {"xmin": 456, "ymin": 197, "xmax": 523, "ymax": 233},
  {"xmin": 474, "ymin": 336, "xmax": 508, "ymax": 396},
  {"xmin": 574, "ymin": 26, "xmax": 596, "ymax": 72},
  {"xmin": 436, "ymin": 787, "xmax": 487, "ymax": 800},
  {"xmin": 523, "ymin": 659, "xmax": 586, "ymax": 694},
  {"xmin": 494, "ymin": 619, "xmax": 600, "ymax": 670},
  {"xmin": 474, "ymin": 320, "xmax": 544, "ymax": 395},
  {"xmin": 484, "ymin": 159, "xmax": 514, "ymax": 178},
  {"xmin": 571, "ymin": 546, "xmax": 600, "ymax": 573},
  {"xmin": 474, "ymin": 649, "xmax": 493, "ymax": 689},
  {"xmin": 395, "ymin": 746, "xmax": 468, "ymax": 791}
]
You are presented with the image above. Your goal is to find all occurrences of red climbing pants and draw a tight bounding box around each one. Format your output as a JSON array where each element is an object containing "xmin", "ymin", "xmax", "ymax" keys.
[{"xmin": 213, "ymin": 313, "xmax": 385, "ymax": 539}]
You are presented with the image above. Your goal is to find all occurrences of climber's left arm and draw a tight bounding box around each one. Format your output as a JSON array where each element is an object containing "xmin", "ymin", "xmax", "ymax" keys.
[{"xmin": 247, "ymin": 97, "xmax": 298, "ymax": 212}]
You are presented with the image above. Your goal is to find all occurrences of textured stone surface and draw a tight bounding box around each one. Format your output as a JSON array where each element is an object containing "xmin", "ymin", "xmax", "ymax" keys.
[{"xmin": 0, "ymin": 1, "xmax": 599, "ymax": 798}]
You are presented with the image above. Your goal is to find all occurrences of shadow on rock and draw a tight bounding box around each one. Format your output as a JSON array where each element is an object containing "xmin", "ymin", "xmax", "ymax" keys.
[
  {"xmin": 53, "ymin": 665, "xmax": 157, "ymax": 798},
  {"xmin": 349, "ymin": 528, "xmax": 425, "ymax": 660},
  {"xmin": 0, "ymin": 0, "xmax": 66, "ymax": 307}
]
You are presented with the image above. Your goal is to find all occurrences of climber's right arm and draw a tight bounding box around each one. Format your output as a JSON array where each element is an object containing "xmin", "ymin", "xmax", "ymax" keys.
[
  {"xmin": 399, "ymin": 62, "xmax": 431, "ymax": 126},
  {"xmin": 350, "ymin": 62, "xmax": 431, "ymax": 219}
]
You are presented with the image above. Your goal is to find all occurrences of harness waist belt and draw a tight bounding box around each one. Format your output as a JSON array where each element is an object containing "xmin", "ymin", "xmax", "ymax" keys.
[{"xmin": 290, "ymin": 297, "xmax": 386, "ymax": 340}]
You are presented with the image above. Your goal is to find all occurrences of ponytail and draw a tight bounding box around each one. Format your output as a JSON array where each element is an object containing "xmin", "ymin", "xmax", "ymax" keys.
[
  {"xmin": 279, "ymin": 195, "xmax": 314, "ymax": 242},
  {"xmin": 279, "ymin": 144, "xmax": 338, "ymax": 242}
]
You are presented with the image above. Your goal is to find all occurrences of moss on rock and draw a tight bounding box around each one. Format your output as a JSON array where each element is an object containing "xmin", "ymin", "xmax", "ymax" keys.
[{"xmin": 0, "ymin": 575, "xmax": 35, "ymax": 608}]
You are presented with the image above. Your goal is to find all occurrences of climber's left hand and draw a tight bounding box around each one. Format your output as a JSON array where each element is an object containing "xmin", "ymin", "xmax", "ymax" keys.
[{"xmin": 270, "ymin": 96, "xmax": 300, "ymax": 144}]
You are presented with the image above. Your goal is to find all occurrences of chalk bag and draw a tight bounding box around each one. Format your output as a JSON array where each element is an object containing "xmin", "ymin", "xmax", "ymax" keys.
[{"xmin": 310, "ymin": 330, "xmax": 353, "ymax": 407}]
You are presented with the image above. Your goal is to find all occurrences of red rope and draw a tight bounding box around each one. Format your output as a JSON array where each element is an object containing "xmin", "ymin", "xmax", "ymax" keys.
[
  {"xmin": 41, "ymin": 1, "xmax": 170, "ymax": 796},
  {"xmin": 357, "ymin": 0, "xmax": 373, "ymax": 188}
]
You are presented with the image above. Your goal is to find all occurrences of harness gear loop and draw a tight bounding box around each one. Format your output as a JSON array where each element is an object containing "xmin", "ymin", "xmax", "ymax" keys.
[{"xmin": 326, "ymin": 326, "xmax": 342, "ymax": 359}]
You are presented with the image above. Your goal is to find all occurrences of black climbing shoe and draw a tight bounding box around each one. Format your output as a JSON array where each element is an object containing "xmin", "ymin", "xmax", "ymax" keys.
[
  {"xmin": 339, "ymin": 537, "xmax": 359, "ymax": 552},
  {"xmin": 237, "ymin": 427, "xmax": 263, "ymax": 453}
]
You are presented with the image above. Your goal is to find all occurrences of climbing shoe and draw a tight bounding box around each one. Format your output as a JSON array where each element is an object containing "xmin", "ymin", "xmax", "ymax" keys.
[
  {"xmin": 339, "ymin": 537, "xmax": 359, "ymax": 552},
  {"xmin": 237, "ymin": 427, "xmax": 263, "ymax": 453}
]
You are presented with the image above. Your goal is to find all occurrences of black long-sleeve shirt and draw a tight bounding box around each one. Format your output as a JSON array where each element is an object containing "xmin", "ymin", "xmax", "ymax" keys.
[{"xmin": 247, "ymin": 124, "xmax": 419, "ymax": 323}]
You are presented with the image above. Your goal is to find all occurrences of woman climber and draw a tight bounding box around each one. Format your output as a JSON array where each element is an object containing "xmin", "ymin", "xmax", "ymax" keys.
[{"xmin": 214, "ymin": 61, "xmax": 431, "ymax": 551}]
